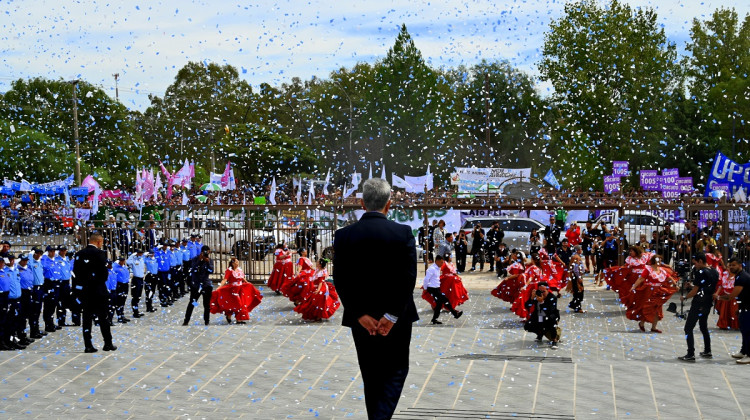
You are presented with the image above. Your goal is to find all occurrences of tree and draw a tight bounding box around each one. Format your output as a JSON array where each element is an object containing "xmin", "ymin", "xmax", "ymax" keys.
[
  {"xmin": 0, "ymin": 78, "xmax": 147, "ymax": 185},
  {"xmin": 215, "ymin": 125, "xmax": 319, "ymax": 185},
  {"xmin": 142, "ymin": 62, "xmax": 257, "ymax": 170},
  {"xmin": 0, "ymin": 119, "xmax": 85, "ymax": 181},
  {"xmin": 685, "ymin": 8, "xmax": 750, "ymax": 159},
  {"xmin": 539, "ymin": 0, "xmax": 678, "ymax": 188}
]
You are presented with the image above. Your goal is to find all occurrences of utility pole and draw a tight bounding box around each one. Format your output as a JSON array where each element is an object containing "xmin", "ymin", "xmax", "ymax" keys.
[
  {"xmin": 71, "ymin": 80, "xmax": 81, "ymax": 185},
  {"xmin": 113, "ymin": 73, "xmax": 119, "ymax": 102},
  {"xmin": 484, "ymin": 73, "xmax": 492, "ymax": 165}
]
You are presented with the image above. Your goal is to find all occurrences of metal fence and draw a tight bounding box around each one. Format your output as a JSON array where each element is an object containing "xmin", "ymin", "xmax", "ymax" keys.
[
  {"xmin": 3, "ymin": 201, "xmax": 750, "ymax": 282},
  {"xmin": 77, "ymin": 208, "xmax": 340, "ymax": 282}
]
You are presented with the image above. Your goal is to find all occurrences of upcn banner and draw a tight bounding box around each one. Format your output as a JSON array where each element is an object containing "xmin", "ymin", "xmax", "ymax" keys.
[{"xmin": 706, "ymin": 151, "xmax": 750, "ymax": 196}]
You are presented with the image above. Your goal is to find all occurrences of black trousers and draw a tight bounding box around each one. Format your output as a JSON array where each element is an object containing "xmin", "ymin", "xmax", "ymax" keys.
[
  {"xmin": 170, "ymin": 267, "xmax": 181, "ymax": 298},
  {"xmin": 42, "ymin": 279, "xmax": 60, "ymax": 329},
  {"xmin": 487, "ymin": 247, "xmax": 497, "ymax": 270},
  {"xmin": 0, "ymin": 292, "xmax": 8, "ymax": 343},
  {"xmin": 144, "ymin": 273, "xmax": 157, "ymax": 310},
  {"xmin": 82, "ymin": 302, "xmax": 112, "ymax": 348},
  {"xmin": 568, "ymin": 282, "xmax": 584, "ymax": 311},
  {"xmin": 29, "ymin": 285, "xmax": 44, "ymax": 334},
  {"xmin": 56, "ymin": 280, "xmax": 75, "ymax": 325},
  {"xmin": 685, "ymin": 299, "xmax": 712, "ymax": 355},
  {"xmin": 131, "ymin": 277, "xmax": 144, "ymax": 313},
  {"xmin": 115, "ymin": 282, "xmax": 129, "ymax": 317},
  {"xmin": 471, "ymin": 248, "xmax": 484, "ymax": 270},
  {"xmin": 20, "ymin": 288, "xmax": 33, "ymax": 337},
  {"xmin": 8, "ymin": 298, "xmax": 22, "ymax": 339},
  {"xmin": 426, "ymin": 287, "xmax": 457, "ymax": 321},
  {"xmin": 158, "ymin": 271, "xmax": 171, "ymax": 304},
  {"xmin": 455, "ymin": 252, "xmax": 467, "ymax": 273},
  {"xmin": 184, "ymin": 284, "xmax": 213, "ymax": 325},
  {"xmin": 352, "ymin": 322, "xmax": 412, "ymax": 420}
]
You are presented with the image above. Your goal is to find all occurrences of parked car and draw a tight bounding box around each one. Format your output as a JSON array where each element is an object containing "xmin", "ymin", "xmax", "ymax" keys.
[
  {"xmin": 593, "ymin": 210, "xmax": 685, "ymax": 246},
  {"xmin": 461, "ymin": 217, "xmax": 545, "ymax": 253},
  {"xmin": 174, "ymin": 218, "xmax": 275, "ymax": 261}
]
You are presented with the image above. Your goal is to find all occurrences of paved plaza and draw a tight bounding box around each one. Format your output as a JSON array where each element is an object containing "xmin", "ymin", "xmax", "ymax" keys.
[{"xmin": 1, "ymin": 271, "xmax": 749, "ymax": 419}]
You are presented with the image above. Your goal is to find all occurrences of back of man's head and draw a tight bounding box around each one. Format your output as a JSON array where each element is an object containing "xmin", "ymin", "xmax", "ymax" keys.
[
  {"xmin": 89, "ymin": 233, "xmax": 103, "ymax": 245},
  {"xmin": 362, "ymin": 178, "xmax": 391, "ymax": 212}
]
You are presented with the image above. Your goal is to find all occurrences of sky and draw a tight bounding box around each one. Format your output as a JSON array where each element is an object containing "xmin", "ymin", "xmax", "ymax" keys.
[{"xmin": 1, "ymin": 0, "xmax": 748, "ymax": 111}]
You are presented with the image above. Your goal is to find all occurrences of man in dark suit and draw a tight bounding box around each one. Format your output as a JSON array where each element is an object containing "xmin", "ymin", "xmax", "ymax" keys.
[
  {"xmin": 334, "ymin": 178, "xmax": 417, "ymax": 420},
  {"xmin": 72, "ymin": 233, "xmax": 117, "ymax": 353}
]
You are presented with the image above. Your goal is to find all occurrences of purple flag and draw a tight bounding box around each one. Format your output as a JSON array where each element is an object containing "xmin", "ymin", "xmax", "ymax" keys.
[
  {"xmin": 604, "ymin": 175, "xmax": 621, "ymax": 194},
  {"xmin": 612, "ymin": 161, "xmax": 629, "ymax": 176},
  {"xmin": 640, "ymin": 170, "xmax": 659, "ymax": 191}
]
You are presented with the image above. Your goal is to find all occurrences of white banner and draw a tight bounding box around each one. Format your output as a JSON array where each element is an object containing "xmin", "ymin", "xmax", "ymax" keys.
[
  {"xmin": 454, "ymin": 167, "xmax": 531, "ymax": 193},
  {"xmin": 403, "ymin": 174, "xmax": 434, "ymax": 193}
]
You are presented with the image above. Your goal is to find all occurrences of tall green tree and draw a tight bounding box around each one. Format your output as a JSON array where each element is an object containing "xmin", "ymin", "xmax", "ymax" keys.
[
  {"xmin": 539, "ymin": 0, "xmax": 678, "ymax": 188},
  {"xmin": 0, "ymin": 78, "xmax": 146, "ymax": 185},
  {"xmin": 142, "ymin": 62, "xmax": 256, "ymax": 170},
  {"xmin": 685, "ymin": 8, "xmax": 750, "ymax": 159}
]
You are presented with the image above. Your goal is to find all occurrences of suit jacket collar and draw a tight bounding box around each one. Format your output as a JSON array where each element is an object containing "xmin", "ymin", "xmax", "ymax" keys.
[{"xmin": 360, "ymin": 211, "xmax": 387, "ymax": 220}]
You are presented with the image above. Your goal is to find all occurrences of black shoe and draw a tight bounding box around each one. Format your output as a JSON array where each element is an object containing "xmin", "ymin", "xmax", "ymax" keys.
[
  {"xmin": 678, "ymin": 354, "xmax": 696, "ymax": 362},
  {"xmin": 44, "ymin": 326, "xmax": 56, "ymax": 333},
  {"xmin": 108, "ymin": 320, "xmax": 116, "ymax": 326},
  {"xmin": 73, "ymin": 321, "xmax": 81, "ymax": 326},
  {"xmin": 160, "ymin": 304, "xmax": 169, "ymax": 308},
  {"xmin": 84, "ymin": 347, "xmax": 98, "ymax": 353},
  {"xmin": 535, "ymin": 336, "xmax": 543, "ymax": 342},
  {"xmin": 55, "ymin": 325, "xmax": 62, "ymax": 330},
  {"xmin": 132, "ymin": 313, "xmax": 143, "ymax": 318},
  {"xmin": 454, "ymin": 311, "xmax": 463, "ymax": 319},
  {"xmin": 700, "ymin": 351, "xmax": 713, "ymax": 359},
  {"xmin": 102, "ymin": 344, "xmax": 117, "ymax": 351},
  {"xmin": 204, "ymin": 320, "xmax": 210, "ymax": 326},
  {"xmin": 431, "ymin": 319, "xmax": 443, "ymax": 325},
  {"xmin": 19, "ymin": 338, "xmax": 34, "ymax": 345},
  {"xmin": 118, "ymin": 317, "xmax": 130, "ymax": 323},
  {"xmin": 30, "ymin": 333, "xmax": 43, "ymax": 339},
  {"xmin": 0, "ymin": 342, "xmax": 11, "ymax": 351},
  {"xmin": 7, "ymin": 341, "xmax": 26, "ymax": 350},
  {"xmin": 182, "ymin": 320, "xmax": 189, "ymax": 326},
  {"xmin": 39, "ymin": 331, "xmax": 48, "ymax": 336},
  {"xmin": 147, "ymin": 308, "xmax": 156, "ymax": 313}
]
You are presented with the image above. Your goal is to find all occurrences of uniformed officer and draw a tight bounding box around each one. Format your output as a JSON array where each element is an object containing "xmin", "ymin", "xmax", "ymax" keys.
[
  {"xmin": 154, "ymin": 241, "xmax": 172, "ymax": 307},
  {"xmin": 126, "ymin": 249, "xmax": 146, "ymax": 318},
  {"xmin": 143, "ymin": 252, "xmax": 159, "ymax": 312},
  {"xmin": 5, "ymin": 254, "xmax": 25, "ymax": 349},
  {"xmin": 180, "ymin": 238, "xmax": 191, "ymax": 296},
  {"xmin": 41, "ymin": 245, "xmax": 62, "ymax": 332},
  {"xmin": 169, "ymin": 241, "xmax": 182, "ymax": 300},
  {"xmin": 27, "ymin": 248, "xmax": 46, "ymax": 338},
  {"xmin": 17, "ymin": 253, "xmax": 35, "ymax": 344},
  {"xmin": 55, "ymin": 245, "xmax": 77, "ymax": 326},
  {"xmin": 113, "ymin": 256, "xmax": 131, "ymax": 323}
]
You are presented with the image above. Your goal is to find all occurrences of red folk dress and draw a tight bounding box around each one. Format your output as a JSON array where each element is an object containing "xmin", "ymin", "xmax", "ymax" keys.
[
  {"xmin": 539, "ymin": 248, "xmax": 567, "ymax": 290},
  {"xmin": 511, "ymin": 264, "xmax": 544, "ymax": 320},
  {"xmin": 267, "ymin": 248, "xmax": 295, "ymax": 293},
  {"xmin": 621, "ymin": 265, "xmax": 678, "ymax": 324},
  {"xmin": 294, "ymin": 268, "xmax": 341, "ymax": 320},
  {"xmin": 421, "ymin": 262, "xmax": 469, "ymax": 309},
  {"xmin": 492, "ymin": 261, "xmax": 527, "ymax": 303},
  {"xmin": 605, "ymin": 253, "xmax": 653, "ymax": 301},
  {"xmin": 281, "ymin": 257, "xmax": 315, "ymax": 303},
  {"xmin": 210, "ymin": 268, "xmax": 263, "ymax": 321},
  {"xmin": 715, "ymin": 269, "xmax": 740, "ymax": 330}
]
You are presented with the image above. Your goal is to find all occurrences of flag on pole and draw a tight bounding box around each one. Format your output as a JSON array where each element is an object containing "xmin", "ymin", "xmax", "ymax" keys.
[
  {"xmin": 91, "ymin": 186, "xmax": 101, "ymax": 215},
  {"xmin": 543, "ymin": 169, "xmax": 561, "ymax": 190},
  {"xmin": 295, "ymin": 178, "xmax": 302, "ymax": 203},
  {"xmin": 220, "ymin": 162, "xmax": 232, "ymax": 189},
  {"xmin": 269, "ymin": 177, "xmax": 277, "ymax": 205},
  {"xmin": 307, "ymin": 180, "xmax": 314, "ymax": 204},
  {"xmin": 81, "ymin": 175, "xmax": 101, "ymax": 193},
  {"xmin": 322, "ymin": 170, "xmax": 331, "ymax": 196},
  {"xmin": 381, "ymin": 163, "xmax": 386, "ymax": 180},
  {"xmin": 368, "ymin": 163, "xmax": 373, "ymax": 180}
]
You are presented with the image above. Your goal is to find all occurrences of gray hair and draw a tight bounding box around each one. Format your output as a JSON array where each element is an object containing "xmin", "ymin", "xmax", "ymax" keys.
[{"xmin": 362, "ymin": 178, "xmax": 391, "ymax": 211}]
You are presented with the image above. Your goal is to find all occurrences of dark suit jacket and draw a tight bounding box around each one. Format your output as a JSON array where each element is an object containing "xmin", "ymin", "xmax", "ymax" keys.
[
  {"xmin": 333, "ymin": 211, "xmax": 418, "ymax": 328},
  {"xmin": 72, "ymin": 245, "xmax": 110, "ymax": 307}
]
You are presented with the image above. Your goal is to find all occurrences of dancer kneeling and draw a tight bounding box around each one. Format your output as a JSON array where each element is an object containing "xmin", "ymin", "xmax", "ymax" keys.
[
  {"xmin": 294, "ymin": 258, "xmax": 340, "ymax": 321},
  {"xmin": 211, "ymin": 258, "xmax": 263, "ymax": 324},
  {"xmin": 623, "ymin": 255, "xmax": 679, "ymax": 333},
  {"xmin": 421, "ymin": 255, "xmax": 463, "ymax": 324},
  {"xmin": 523, "ymin": 282, "xmax": 561, "ymax": 349}
]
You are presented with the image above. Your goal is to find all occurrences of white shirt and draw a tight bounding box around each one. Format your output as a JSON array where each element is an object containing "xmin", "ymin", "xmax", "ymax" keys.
[{"xmin": 422, "ymin": 263, "xmax": 441, "ymax": 289}]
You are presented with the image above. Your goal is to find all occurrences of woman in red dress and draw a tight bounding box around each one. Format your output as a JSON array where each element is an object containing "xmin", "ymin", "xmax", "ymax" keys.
[
  {"xmin": 267, "ymin": 244, "xmax": 295, "ymax": 294},
  {"xmin": 281, "ymin": 248, "xmax": 315, "ymax": 305},
  {"xmin": 294, "ymin": 258, "xmax": 340, "ymax": 321},
  {"xmin": 210, "ymin": 258, "xmax": 263, "ymax": 324},
  {"xmin": 492, "ymin": 252, "xmax": 526, "ymax": 303},
  {"xmin": 565, "ymin": 222, "xmax": 581, "ymax": 247},
  {"xmin": 539, "ymin": 247, "xmax": 567, "ymax": 291},
  {"xmin": 605, "ymin": 246, "xmax": 653, "ymax": 301},
  {"xmin": 623, "ymin": 255, "xmax": 678, "ymax": 333},
  {"xmin": 705, "ymin": 245, "xmax": 725, "ymax": 272},
  {"xmin": 714, "ymin": 268, "xmax": 740, "ymax": 329},
  {"xmin": 421, "ymin": 255, "xmax": 469, "ymax": 309},
  {"xmin": 511, "ymin": 255, "xmax": 545, "ymax": 319}
]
